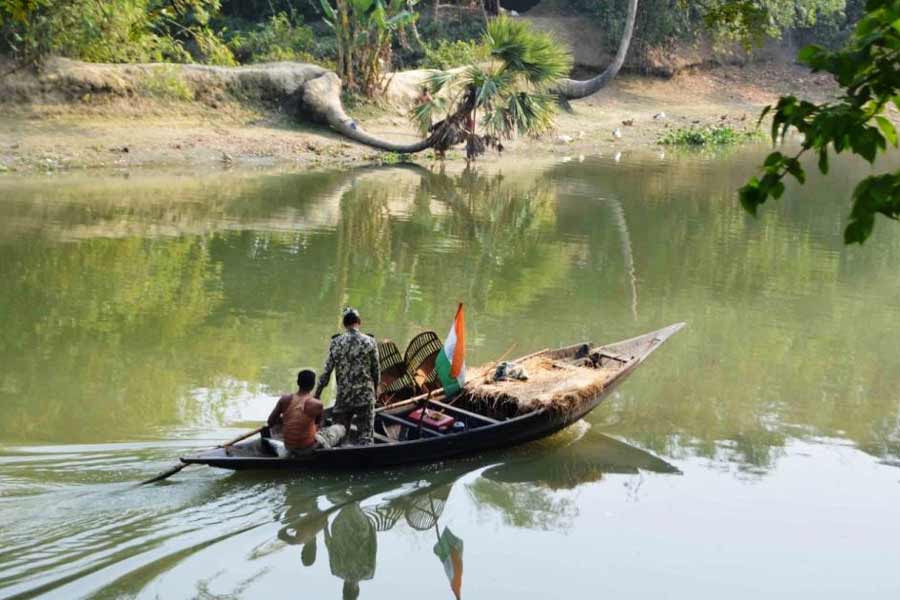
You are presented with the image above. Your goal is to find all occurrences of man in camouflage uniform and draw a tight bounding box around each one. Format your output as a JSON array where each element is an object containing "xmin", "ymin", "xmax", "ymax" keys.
[{"xmin": 314, "ymin": 307, "xmax": 380, "ymax": 446}]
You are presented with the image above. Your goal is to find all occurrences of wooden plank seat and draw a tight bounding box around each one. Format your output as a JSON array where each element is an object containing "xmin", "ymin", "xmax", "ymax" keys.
[
  {"xmin": 426, "ymin": 399, "xmax": 500, "ymax": 424},
  {"xmin": 377, "ymin": 412, "xmax": 443, "ymax": 437}
]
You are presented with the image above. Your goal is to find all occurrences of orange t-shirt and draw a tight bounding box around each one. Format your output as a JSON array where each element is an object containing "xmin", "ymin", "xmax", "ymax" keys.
[{"xmin": 270, "ymin": 393, "xmax": 318, "ymax": 450}]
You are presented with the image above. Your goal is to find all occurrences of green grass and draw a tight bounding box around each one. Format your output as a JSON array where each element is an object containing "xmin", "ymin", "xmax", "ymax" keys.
[
  {"xmin": 658, "ymin": 124, "xmax": 764, "ymax": 147},
  {"xmin": 379, "ymin": 152, "xmax": 412, "ymax": 165},
  {"xmin": 139, "ymin": 66, "xmax": 194, "ymax": 102}
]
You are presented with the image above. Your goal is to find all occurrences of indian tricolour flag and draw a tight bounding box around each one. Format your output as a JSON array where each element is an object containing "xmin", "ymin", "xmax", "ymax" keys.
[{"xmin": 435, "ymin": 303, "xmax": 465, "ymax": 396}]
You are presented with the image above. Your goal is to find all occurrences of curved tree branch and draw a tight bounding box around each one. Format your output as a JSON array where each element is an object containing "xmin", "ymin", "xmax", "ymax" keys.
[{"xmin": 554, "ymin": 0, "xmax": 639, "ymax": 100}]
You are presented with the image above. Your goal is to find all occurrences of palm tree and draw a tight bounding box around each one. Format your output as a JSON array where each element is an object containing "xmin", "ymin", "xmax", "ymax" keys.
[{"xmin": 410, "ymin": 16, "xmax": 572, "ymax": 160}]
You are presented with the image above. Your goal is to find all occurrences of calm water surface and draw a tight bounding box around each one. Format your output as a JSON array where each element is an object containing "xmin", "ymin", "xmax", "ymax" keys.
[{"xmin": 1, "ymin": 149, "xmax": 899, "ymax": 599}]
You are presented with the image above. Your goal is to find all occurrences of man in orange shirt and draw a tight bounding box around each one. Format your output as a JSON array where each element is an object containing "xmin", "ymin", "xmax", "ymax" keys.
[{"xmin": 268, "ymin": 369, "xmax": 324, "ymax": 453}]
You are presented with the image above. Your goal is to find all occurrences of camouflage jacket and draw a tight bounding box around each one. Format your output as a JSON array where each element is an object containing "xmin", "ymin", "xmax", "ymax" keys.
[{"xmin": 314, "ymin": 328, "xmax": 380, "ymax": 408}]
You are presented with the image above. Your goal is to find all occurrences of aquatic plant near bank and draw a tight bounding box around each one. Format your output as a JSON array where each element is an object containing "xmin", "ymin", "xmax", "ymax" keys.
[{"xmin": 658, "ymin": 124, "xmax": 764, "ymax": 147}]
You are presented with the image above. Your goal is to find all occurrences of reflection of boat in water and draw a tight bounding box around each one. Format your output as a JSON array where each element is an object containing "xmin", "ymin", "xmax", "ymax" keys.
[
  {"xmin": 182, "ymin": 324, "xmax": 684, "ymax": 471},
  {"xmin": 483, "ymin": 428, "xmax": 681, "ymax": 490},
  {"xmin": 275, "ymin": 432, "xmax": 678, "ymax": 599}
]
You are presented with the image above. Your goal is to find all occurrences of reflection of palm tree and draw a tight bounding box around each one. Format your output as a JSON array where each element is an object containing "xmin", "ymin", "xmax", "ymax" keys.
[{"xmin": 603, "ymin": 198, "xmax": 639, "ymax": 321}]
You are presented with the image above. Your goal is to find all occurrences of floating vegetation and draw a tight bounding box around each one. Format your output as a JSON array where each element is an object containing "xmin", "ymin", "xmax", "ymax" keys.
[{"xmin": 658, "ymin": 125, "xmax": 764, "ymax": 147}]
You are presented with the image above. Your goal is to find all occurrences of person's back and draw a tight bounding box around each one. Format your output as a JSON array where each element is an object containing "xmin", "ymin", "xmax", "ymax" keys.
[
  {"xmin": 269, "ymin": 369, "xmax": 323, "ymax": 451},
  {"xmin": 314, "ymin": 308, "xmax": 380, "ymax": 446},
  {"xmin": 282, "ymin": 392, "xmax": 321, "ymax": 450}
]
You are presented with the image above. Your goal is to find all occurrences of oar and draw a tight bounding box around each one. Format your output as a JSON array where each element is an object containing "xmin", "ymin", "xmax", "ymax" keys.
[{"xmin": 139, "ymin": 426, "xmax": 264, "ymax": 485}]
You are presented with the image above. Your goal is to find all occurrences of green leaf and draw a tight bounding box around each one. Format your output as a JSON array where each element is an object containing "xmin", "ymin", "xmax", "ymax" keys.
[
  {"xmin": 771, "ymin": 180, "xmax": 785, "ymax": 199},
  {"xmin": 763, "ymin": 151, "xmax": 784, "ymax": 168},
  {"xmin": 739, "ymin": 178, "xmax": 762, "ymax": 216},
  {"xmin": 818, "ymin": 148, "xmax": 829, "ymax": 175},
  {"xmin": 785, "ymin": 158, "xmax": 806, "ymax": 184},
  {"xmin": 844, "ymin": 216, "xmax": 874, "ymax": 244},
  {"xmin": 757, "ymin": 105, "xmax": 772, "ymax": 129},
  {"xmin": 319, "ymin": 0, "xmax": 336, "ymax": 20},
  {"xmin": 875, "ymin": 116, "xmax": 898, "ymax": 147}
]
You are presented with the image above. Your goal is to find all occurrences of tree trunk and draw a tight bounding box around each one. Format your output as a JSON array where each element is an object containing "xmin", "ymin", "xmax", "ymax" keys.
[
  {"xmin": 302, "ymin": 71, "xmax": 437, "ymax": 153},
  {"xmin": 554, "ymin": 0, "xmax": 638, "ymax": 100}
]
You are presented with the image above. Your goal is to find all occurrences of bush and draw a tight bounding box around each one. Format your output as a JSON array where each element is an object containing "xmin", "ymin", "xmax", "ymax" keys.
[
  {"xmin": 422, "ymin": 39, "xmax": 488, "ymax": 69},
  {"xmin": 140, "ymin": 66, "xmax": 194, "ymax": 101},
  {"xmin": 0, "ymin": 0, "xmax": 241, "ymax": 66},
  {"xmin": 225, "ymin": 13, "xmax": 315, "ymax": 63},
  {"xmin": 658, "ymin": 124, "xmax": 764, "ymax": 146}
]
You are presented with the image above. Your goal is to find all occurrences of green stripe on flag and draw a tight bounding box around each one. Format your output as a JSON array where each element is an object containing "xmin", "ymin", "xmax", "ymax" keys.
[{"xmin": 436, "ymin": 348, "xmax": 460, "ymax": 396}]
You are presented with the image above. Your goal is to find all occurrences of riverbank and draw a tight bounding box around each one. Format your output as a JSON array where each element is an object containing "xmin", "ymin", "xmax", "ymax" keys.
[{"xmin": 0, "ymin": 58, "xmax": 837, "ymax": 174}]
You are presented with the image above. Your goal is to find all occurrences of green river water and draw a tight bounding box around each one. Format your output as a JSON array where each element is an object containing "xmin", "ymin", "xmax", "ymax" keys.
[{"xmin": 0, "ymin": 148, "xmax": 898, "ymax": 599}]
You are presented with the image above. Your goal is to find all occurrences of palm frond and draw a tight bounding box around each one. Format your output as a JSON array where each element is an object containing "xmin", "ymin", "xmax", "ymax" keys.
[
  {"xmin": 410, "ymin": 95, "xmax": 449, "ymax": 135},
  {"xmin": 485, "ymin": 16, "xmax": 572, "ymax": 88},
  {"xmin": 483, "ymin": 91, "xmax": 558, "ymax": 139},
  {"xmin": 464, "ymin": 65, "xmax": 514, "ymax": 109},
  {"xmin": 424, "ymin": 69, "xmax": 458, "ymax": 95}
]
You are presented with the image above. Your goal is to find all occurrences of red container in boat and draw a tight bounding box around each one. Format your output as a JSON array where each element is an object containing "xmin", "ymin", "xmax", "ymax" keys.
[{"xmin": 408, "ymin": 408, "xmax": 455, "ymax": 430}]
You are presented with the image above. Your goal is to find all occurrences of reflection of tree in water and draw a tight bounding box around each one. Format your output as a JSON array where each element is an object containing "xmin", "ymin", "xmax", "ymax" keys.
[
  {"xmin": 411, "ymin": 167, "xmax": 577, "ymax": 317},
  {"xmin": 468, "ymin": 429, "xmax": 680, "ymax": 529},
  {"xmin": 548, "ymin": 155, "xmax": 900, "ymax": 469},
  {"xmin": 334, "ymin": 180, "xmax": 395, "ymax": 312},
  {"xmin": 7, "ymin": 160, "xmax": 900, "ymax": 470},
  {"xmin": 319, "ymin": 166, "xmax": 582, "ymax": 351},
  {"xmin": 0, "ymin": 235, "xmax": 229, "ymax": 442},
  {"xmin": 467, "ymin": 478, "xmax": 579, "ymax": 530}
]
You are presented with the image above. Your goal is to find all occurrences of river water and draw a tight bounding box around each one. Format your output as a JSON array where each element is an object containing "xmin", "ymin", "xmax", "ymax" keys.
[{"xmin": 0, "ymin": 148, "xmax": 898, "ymax": 599}]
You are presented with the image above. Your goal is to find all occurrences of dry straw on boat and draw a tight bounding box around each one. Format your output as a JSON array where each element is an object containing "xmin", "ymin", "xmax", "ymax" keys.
[{"xmin": 463, "ymin": 355, "xmax": 617, "ymax": 416}]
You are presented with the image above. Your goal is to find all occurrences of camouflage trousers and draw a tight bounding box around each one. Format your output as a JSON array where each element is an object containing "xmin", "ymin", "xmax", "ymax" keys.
[
  {"xmin": 332, "ymin": 400, "xmax": 375, "ymax": 446},
  {"xmin": 314, "ymin": 424, "xmax": 346, "ymax": 449}
]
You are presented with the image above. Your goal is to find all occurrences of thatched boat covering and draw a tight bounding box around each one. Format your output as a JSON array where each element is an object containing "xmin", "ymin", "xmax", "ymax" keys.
[{"xmin": 464, "ymin": 352, "xmax": 622, "ymax": 416}]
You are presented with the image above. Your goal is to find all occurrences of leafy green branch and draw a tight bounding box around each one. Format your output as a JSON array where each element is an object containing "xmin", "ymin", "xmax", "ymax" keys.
[{"xmin": 739, "ymin": 0, "xmax": 900, "ymax": 244}]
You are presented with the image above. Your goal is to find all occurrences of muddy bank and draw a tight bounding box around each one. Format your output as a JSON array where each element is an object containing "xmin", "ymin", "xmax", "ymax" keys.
[{"xmin": 0, "ymin": 57, "xmax": 837, "ymax": 175}]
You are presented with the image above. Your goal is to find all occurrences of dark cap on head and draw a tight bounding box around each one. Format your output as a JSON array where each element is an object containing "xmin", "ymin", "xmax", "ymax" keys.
[
  {"xmin": 342, "ymin": 307, "xmax": 361, "ymax": 328},
  {"xmin": 297, "ymin": 369, "xmax": 316, "ymax": 391}
]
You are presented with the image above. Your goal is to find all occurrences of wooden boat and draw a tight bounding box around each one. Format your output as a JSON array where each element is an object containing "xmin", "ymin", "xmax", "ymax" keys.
[{"xmin": 181, "ymin": 323, "xmax": 684, "ymax": 471}]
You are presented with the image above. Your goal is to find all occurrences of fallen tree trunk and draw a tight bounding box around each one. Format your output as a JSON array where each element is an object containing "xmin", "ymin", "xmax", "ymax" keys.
[
  {"xmin": 553, "ymin": 0, "xmax": 639, "ymax": 100},
  {"xmin": 300, "ymin": 71, "xmax": 437, "ymax": 153}
]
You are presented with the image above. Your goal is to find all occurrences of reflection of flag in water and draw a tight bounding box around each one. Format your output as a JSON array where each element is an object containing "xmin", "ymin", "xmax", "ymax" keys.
[{"xmin": 433, "ymin": 526, "xmax": 464, "ymax": 599}]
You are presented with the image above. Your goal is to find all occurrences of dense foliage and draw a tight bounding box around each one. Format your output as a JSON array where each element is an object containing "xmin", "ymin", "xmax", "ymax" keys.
[
  {"xmin": 0, "ymin": 0, "xmax": 235, "ymax": 65},
  {"xmin": 739, "ymin": 0, "xmax": 900, "ymax": 244},
  {"xmin": 318, "ymin": 0, "xmax": 419, "ymax": 95},
  {"xmin": 422, "ymin": 38, "xmax": 488, "ymax": 70},
  {"xmin": 566, "ymin": 0, "xmax": 860, "ymax": 67},
  {"xmin": 224, "ymin": 13, "xmax": 317, "ymax": 64}
]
